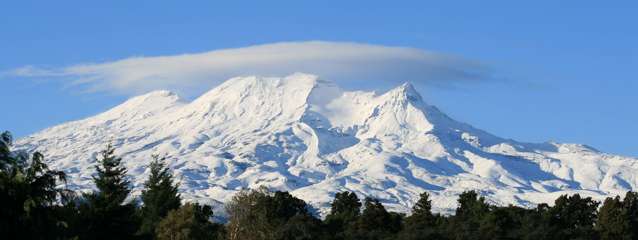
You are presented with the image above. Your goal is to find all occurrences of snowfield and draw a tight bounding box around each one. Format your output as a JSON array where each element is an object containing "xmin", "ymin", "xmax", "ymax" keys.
[{"xmin": 16, "ymin": 73, "xmax": 638, "ymax": 216}]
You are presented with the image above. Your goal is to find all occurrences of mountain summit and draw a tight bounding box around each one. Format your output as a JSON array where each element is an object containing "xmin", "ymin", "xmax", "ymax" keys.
[{"xmin": 16, "ymin": 73, "xmax": 638, "ymax": 216}]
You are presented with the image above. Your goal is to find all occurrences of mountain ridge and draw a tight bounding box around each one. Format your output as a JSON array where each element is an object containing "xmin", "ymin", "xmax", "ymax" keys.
[{"xmin": 16, "ymin": 73, "xmax": 638, "ymax": 216}]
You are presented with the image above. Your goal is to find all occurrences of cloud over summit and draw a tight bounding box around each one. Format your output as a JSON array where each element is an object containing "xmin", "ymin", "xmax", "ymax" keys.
[{"xmin": 8, "ymin": 41, "xmax": 491, "ymax": 95}]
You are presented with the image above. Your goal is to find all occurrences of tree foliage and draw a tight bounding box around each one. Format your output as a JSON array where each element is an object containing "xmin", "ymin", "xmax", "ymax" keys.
[
  {"xmin": 0, "ymin": 131, "xmax": 68, "ymax": 239},
  {"xmin": 138, "ymin": 155, "xmax": 182, "ymax": 239},
  {"xmin": 225, "ymin": 187, "xmax": 320, "ymax": 240},
  {"xmin": 76, "ymin": 143, "xmax": 139, "ymax": 240},
  {"xmin": 596, "ymin": 191, "xmax": 638, "ymax": 240},
  {"xmin": 345, "ymin": 197, "xmax": 401, "ymax": 240},
  {"xmin": 324, "ymin": 191, "xmax": 362, "ymax": 239},
  {"xmin": 398, "ymin": 192, "xmax": 442, "ymax": 240},
  {"xmin": 546, "ymin": 194, "xmax": 599, "ymax": 239},
  {"xmin": 156, "ymin": 202, "xmax": 222, "ymax": 240},
  {"xmin": 449, "ymin": 190, "xmax": 491, "ymax": 240}
]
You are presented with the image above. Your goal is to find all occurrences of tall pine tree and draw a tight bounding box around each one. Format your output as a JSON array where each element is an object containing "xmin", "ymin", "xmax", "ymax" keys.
[
  {"xmin": 93, "ymin": 144, "xmax": 130, "ymax": 204},
  {"xmin": 138, "ymin": 155, "xmax": 181, "ymax": 239},
  {"xmin": 346, "ymin": 197, "xmax": 402, "ymax": 240},
  {"xmin": 398, "ymin": 192, "xmax": 442, "ymax": 240},
  {"xmin": 78, "ymin": 143, "xmax": 138, "ymax": 240}
]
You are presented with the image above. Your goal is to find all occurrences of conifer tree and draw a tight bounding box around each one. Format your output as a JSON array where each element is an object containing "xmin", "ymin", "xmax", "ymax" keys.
[
  {"xmin": 622, "ymin": 191, "xmax": 638, "ymax": 238},
  {"xmin": 324, "ymin": 191, "xmax": 362, "ymax": 238},
  {"xmin": 596, "ymin": 196, "xmax": 628, "ymax": 240},
  {"xmin": 329, "ymin": 191, "xmax": 362, "ymax": 219},
  {"xmin": 267, "ymin": 191, "xmax": 320, "ymax": 240},
  {"xmin": 78, "ymin": 143, "xmax": 138, "ymax": 240},
  {"xmin": 511, "ymin": 203, "xmax": 552, "ymax": 239},
  {"xmin": 92, "ymin": 143, "xmax": 130, "ymax": 204},
  {"xmin": 412, "ymin": 192, "xmax": 432, "ymax": 218},
  {"xmin": 455, "ymin": 191, "xmax": 490, "ymax": 221},
  {"xmin": 478, "ymin": 205, "xmax": 531, "ymax": 240},
  {"xmin": 277, "ymin": 213, "xmax": 323, "ymax": 240},
  {"xmin": 449, "ymin": 191, "xmax": 490, "ymax": 240},
  {"xmin": 596, "ymin": 192, "xmax": 638, "ymax": 240},
  {"xmin": 138, "ymin": 155, "xmax": 181, "ymax": 239},
  {"xmin": 398, "ymin": 192, "xmax": 442, "ymax": 240},
  {"xmin": 546, "ymin": 194, "xmax": 599, "ymax": 239},
  {"xmin": 346, "ymin": 197, "xmax": 401, "ymax": 240}
]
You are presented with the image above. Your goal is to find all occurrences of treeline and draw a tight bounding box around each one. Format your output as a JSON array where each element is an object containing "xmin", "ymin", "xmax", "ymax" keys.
[{"xmin": 2, "ymin": 130, "xmax": 638, "ymax": 240}]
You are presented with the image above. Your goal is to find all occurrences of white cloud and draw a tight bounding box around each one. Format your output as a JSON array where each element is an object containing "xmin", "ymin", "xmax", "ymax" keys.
[{"xmin": 6, "ymin": 41, "xmax": 491, "ymax": 95}]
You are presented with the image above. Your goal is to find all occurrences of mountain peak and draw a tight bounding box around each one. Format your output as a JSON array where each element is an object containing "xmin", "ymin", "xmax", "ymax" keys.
[
  {"xmin": 192, "ymin": 73, "xmax": 324, "ymax": 104},
  {"xmin": 217, "ymin": 73, "xmax": 323, "ymax": 89},
  {"xmin": 128, "ymin": 90, "xmax": 179, "ymax": 103},
  {"xmin": 399, "ymin": 82, "xmax": 416, "ymax": 92},
  {"xmin": 381, "ymin": 81, "xmax": 423, "ymax": 104},
  {"xmin": 16, "ymin": 74, "xmax": 638, "ymax": 218},
  {"xmin": 97, "ymin": 90, "xmax": 182, "ymax": 120},
  {"xmin": 398, "ymin": 82, "xmax": 421, "ymax": 101}
]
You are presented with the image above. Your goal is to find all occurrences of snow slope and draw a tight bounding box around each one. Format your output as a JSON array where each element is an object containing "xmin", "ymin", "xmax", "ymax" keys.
[{"xmin": 16, "ymin": 73, "xmax": 638, "ymax": 216}]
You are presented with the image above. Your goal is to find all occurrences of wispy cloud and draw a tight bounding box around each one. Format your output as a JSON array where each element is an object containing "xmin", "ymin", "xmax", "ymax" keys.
[{"xmin": 5, "ymin": 41, "xmax": 492, "ymax": 95}]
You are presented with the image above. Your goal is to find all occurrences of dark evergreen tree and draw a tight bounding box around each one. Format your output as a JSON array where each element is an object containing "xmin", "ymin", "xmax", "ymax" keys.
[
  {"xmin": 263, "ymin": 191, "xmax": 319, "ymax": 240},
  {"xmin": 597, "ymin": 196, "xmax": 628, "ymax": 240},
  {"xmin": 545, "ymin": 194, "xmax": 599, "ymax": 240},
  {"xmin": 137, "ymin": 155, "xmax": 181, "ymax": 239},
  {"xmin": 513, "ymin": 203, "xmax": 552, "ymax": 240},
  {"xmin": 622, "ymin": 191, "xmax": 638, "ymax": 238},
  {"xmin": 595, "ymin": 191, "xmax": 638, "ymax": 240},
  {"xmin": 412, "ymin": 192, "xmax": 433, "ymax": 220},
  {"xmin": 155, "ymin": 202, "xmax": 223, "ymax": 240},
  {"xmin": 269, "ymin": 191, "xmax": 311, "ymax": 222},
  {"xmin": 329, "ymin": 191, "xmax": 362, "ymax": 220},
  {"xmin": 324, "ymin": 191, "xmax": 362, "ymax": 239},
  {"xmin": 53, "ymin": 192, "xmax": 84, "ymax": 239},
  {"xmin": 277, "ymin": 213, "xmax": 324, "ymax": 240},
  {"xmin": 448, "ymin": 190, "xmax": 490, "ymax": 240},
  {"xmin": 398, "ymin": 192, "xmax": 444, "ymax": 240},
  {"xmin": 92, "ymin": 143, "xmax": 130, "ymax": 204},
  {"xmin": 345, "ymin": 197, "xmax": 402, "ymax": 240},
  {"xmin": 0, "ymin": 131, "xmax": 69, "ymax": 239},
  {"xmin": 77, "ymin": 143, "xmax": 139, "ymax": 240},
  {"xmin": 478, "ymin": 205, "xmax": 531, "ymax": 240}
]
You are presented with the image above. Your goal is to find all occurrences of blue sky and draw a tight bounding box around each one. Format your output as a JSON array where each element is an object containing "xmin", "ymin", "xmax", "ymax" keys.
[{"xmin": 1, "ymin": 1, "xmax": 637, "ymax": 156}]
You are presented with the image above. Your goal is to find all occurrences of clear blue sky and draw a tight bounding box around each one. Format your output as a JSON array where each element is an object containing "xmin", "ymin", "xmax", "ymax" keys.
[{"xmin": 1, "ymin": 1, "xmax": 636, "ymax": 156}]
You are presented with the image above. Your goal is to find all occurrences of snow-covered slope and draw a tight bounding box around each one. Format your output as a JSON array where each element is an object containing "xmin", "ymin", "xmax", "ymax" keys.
[{"xmin": 16, "ymin": 73, "xmax": 638, "ymax": 216}]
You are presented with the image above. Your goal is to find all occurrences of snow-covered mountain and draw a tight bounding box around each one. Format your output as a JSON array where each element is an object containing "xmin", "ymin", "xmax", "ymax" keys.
[{"xmin": 16, "ymin": 73, "xmax": 638, "ymax": 216}]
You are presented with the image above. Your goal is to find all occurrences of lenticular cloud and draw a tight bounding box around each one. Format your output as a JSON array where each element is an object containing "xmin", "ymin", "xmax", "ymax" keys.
[{"xmin": 7, "ymin": 41, "xmax": 490, "ymax": 95}]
